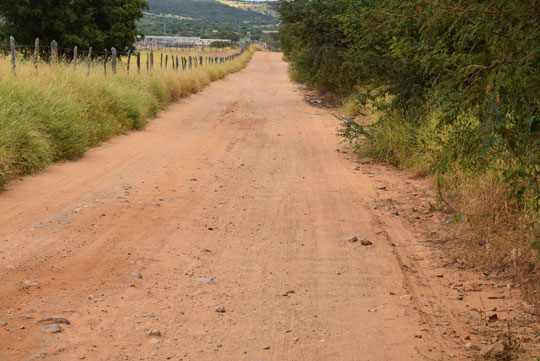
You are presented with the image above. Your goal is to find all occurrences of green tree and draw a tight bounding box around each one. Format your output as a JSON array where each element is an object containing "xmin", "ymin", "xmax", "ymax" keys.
[{"xmin": 0, "ymin": 0, "xmax": 148, "ymax": 51}]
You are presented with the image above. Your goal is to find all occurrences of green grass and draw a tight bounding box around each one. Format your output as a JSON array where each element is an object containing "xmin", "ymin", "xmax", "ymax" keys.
[{"xmin": 0, "ymin": 45, "xmax": 261, "ymax": 189}]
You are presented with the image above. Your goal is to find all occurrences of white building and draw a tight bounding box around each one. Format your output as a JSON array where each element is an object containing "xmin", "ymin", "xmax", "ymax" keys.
[{"xmin": 136, "ymin": 36, "xmax": 231, "ymax": 49}]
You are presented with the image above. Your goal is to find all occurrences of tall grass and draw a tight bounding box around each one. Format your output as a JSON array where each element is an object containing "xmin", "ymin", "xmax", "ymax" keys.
[
  {"xmin": 0, "ymin": 45, "xmax": 261, "ymax": 188},
  {"xmin": 341, "ymin": 100, "xmax": 540, "ymax": 305}
]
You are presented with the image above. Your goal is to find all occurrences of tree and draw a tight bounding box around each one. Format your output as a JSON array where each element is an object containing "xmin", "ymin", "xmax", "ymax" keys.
[{"xmin": 0, "ymin": 0, "xmax": 148, "ymax": 51}]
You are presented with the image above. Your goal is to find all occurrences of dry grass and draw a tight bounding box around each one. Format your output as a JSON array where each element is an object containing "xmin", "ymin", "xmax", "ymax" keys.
[
  {"xmin": 0, "ymin": 45, "xmax": 261, "ymax": 189},
  {"xmin": 340, "ymin": 97, "xmax": 540, "ymax": 308}
]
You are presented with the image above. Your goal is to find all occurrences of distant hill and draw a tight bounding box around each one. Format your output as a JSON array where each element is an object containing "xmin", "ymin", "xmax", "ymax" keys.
[{"xmin": 138, "ymin": 0, "xmax": 279, "ymax": 41}]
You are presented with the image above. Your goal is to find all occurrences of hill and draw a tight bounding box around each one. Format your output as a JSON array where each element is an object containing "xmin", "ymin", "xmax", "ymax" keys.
[{"xmin": 138, "ymin": 0, "xmax": 279, "ymax": 41}]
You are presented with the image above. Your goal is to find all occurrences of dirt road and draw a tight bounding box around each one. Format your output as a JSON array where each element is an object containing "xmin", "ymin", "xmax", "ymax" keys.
[{"xmin": 0, "ymin": 52, "xmax": 536, "ymax": 361}]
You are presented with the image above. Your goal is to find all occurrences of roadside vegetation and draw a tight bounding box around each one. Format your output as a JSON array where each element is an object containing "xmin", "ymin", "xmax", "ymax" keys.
[
  {"xmin": 278, "ymin": 0, "xmax": 540, "ymax": 302},
  {"xmin": 0, "ymin": 45, "xmax": 260, "ymax": 189}
]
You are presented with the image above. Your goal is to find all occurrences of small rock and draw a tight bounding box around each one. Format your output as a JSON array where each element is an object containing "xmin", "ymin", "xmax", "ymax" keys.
[
  {"xmin": 38, "ymin": 316, "xmax": 71, "ymax": 325},
  {"xmin": 41, "ymin": 324, "xmax": 62, "ymax": 333},
  {"xmin": 20, "ymin": 314, "xmax": 33, "ymax": 319},
  {"xmin": 261, "ymin": 345, "xmax": 270, "ymax": 350},
  {"xmin": 201, "ymin": 248, "xmax": 212, "ymax": 253},
  {"xmin": 0, "ymin": 321, "xmax": 7, "ymax": 326},
  {"xmin": 133, "ymin": 270, "xmax": 143, "ymax": 279},
  {"xmin": 487, "ymin": 312, "xmax": 498, "ymax": 322},
  {"xmin": 150, "ymin": 338, "xmax": 160, "ymax": 344},
  {"xmin": 147, "ymin": 329, "xmax": 161, "ymax": 337},
  {"xmin": 281, "ymin": 290, "xmax": 295, "ymax": 296},
  {"xmin": 465, "ymin": 342, "xmax": 472, "ymax": 349},
  {"xmin": 415, "ymin": 334, "xmax": 422, "ymax": 339},
  {"xmin": 464, "ymin": 335, "xmax": 471, "ymax": 340},
  {"xmin": 24, "ymin": 280, "xmax": 38, "ymax": 287},
  {"xmin": 360, "ymin": 240, "xmax": 373, "ymax": 246},
  {"xmin": 347, "ymin": 236, "xmax": 358, "ymax": 243},
  {"xmin": 197, "ymin": 277, "xmax": 215, "ymax": 285},
  {"xmin": 479, "ymin": 341, "xmax": 507, "ymax": 358},
  {"xmin": 215, "ymin": 306, "xmax": 226, "ymax": 313}
]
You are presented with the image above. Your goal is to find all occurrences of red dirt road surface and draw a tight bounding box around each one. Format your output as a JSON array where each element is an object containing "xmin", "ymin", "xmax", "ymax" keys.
[{"xmin": 0, "ymin": 52, "xmax": 537, "ymax": 360}]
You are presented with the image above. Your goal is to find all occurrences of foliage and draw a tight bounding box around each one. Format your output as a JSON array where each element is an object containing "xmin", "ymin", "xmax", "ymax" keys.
[
  {"xmin": 0, "ymin": 0, "xmax": 148, "ymax": 51},
  {"xmin": 139, "ymin": 0, "xmax": 278, "ymax": 41},
  {"xmin": 0, "ymin": 45, "xmax": 260, "ymax": 189},
  {"xmin": 279, "ymin": 0, "xmax": 540, "ymax": 247}
]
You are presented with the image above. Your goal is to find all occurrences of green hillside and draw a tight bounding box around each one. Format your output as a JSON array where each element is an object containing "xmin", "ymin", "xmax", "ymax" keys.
[{"xmin": 138, "ymin": 0, "xmax": 279, "ymax": 41}]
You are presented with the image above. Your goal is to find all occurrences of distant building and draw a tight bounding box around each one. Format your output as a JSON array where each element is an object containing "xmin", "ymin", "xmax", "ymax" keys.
[{"xmin": 136, "ymin": 36, "xmax": 231, "ymax": 49}]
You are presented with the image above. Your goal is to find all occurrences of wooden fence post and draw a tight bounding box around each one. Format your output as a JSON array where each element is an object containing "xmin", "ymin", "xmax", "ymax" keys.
[
  {"xmin": 176, "ymin": 56, "xmax": 179, "ymax": 71},
  {"xmin": 137, "ymin": 52, "xmax": 141, "ymax": 73},
  {"xmin": 10, "ymin": 36, "xmax": 16, "ymax": 76},
  {"xmin": 150, "ymin": 50, "xmax": 154, "ymax": 69},
  {"xmin": 87, "ymin": 47, "xmax": 92, "ymax": 76},
  {"xmin": 34, "ymin": 38, "xmax": 39, "ymax": 72},
  {"xmin": 160, "ymin": 53, "xmax": 163, "ymax": 69},
  {"xmin": 111, "ymin": 47, "xmax": 117, "ymax": 74},
  {"xmin": 189, "ymin": 56, "xmax": 192, "ymax": 69},
  {"xmin": 165, "ymin": 54, "xmax": 168, "ymax": 69},
  {"xmin": 104, "ymin": 49, "xmax": 108, "ymax": 76},
  {"xmin": 50, "ymin": 40, "xmax": 58, "ymax": 65},
  {"xmin": 146, "ymin": 52, "xmax": 149, "ymax": 72},
  {"xmin": 127, "ymin": 50, "xmax": 131, "ymax": 74},
  {"xmin": 73, "ymin": 46, "xmax": 78, "ymax": 71}
]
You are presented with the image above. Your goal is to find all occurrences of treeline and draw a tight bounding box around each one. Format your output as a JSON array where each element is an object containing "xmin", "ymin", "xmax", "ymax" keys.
[
  {"xmin": 279, "ymin": 0, "xmax": 540, "ymax": 253},
  {"xmin": 0, "ymin": 0, "xmax": 147, "ymax": 51},
  {"xmin": 139, "ymin": 0, "xmax": 279, "ymax": 40}
]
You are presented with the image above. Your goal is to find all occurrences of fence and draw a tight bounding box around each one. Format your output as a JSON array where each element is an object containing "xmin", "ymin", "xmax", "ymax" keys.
[{"xmin": 2, "ymin": 36, "xmax": 250, "ymax": 77}]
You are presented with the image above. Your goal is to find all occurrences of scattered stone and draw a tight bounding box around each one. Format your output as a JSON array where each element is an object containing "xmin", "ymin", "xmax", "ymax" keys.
[
  {"xmin": 38, "ymin": 316, "xmax": 70, "ymax": 325},
  {"xmin": 20, "ymin": 314, "xmax": 33, "ymax": 319},
  {"xmin": 464, "ymin": 335, "xmax": 471, "ymax": 340},
  {"xmin": 0, "ymin": 321, "xmax": 7, "ymax": 326},
  {"xmin": 281, "ymin": 290, "xmax": 296, "ymax": 297},
  {"xmin": 377, "ymin": 186, "xmax": 388, "ymax": 190},
  {"xmin": 133, "ymin": 270, "xmax": 143, "ymax": 279},
  {"xmin": 487, "ymin": 312, "xmax": 498, "ymax": 322},
  {"xmin": 347, "ymin": 236, "xmax": 358, "ymax": 243},
  {"xmin": 479, "ymin": 341, "xmax": 507, "ymax": 358},
  {"xmin": 360, "ymin": 240, "xmax": 373, "ymax": 246},
  {"xmin": 415, "ymin": 334, "xmax": 422, "ymax": 339},
  {"xmin": 24, "ymin": 280, "xmax": 38, "ymax": 287},
  {"xmin": 262, "ymin": 345, "xmax": 270, "ymax": 350},
  {"xmin": 215, "ymin": 306, "xmax": 226, "ymax": 313},
  {"xmin": 147, "ymin": 329, "xmax": 161, "ymax": 337},
  {"xmin": 465, "ymin": 343, "xmax": 472, "ymax": 349},
  {"xmin": 150, "ymin": 338, "xmax": 160, "ymax": 344},
  {"xmin": 435, "ymin": 274, "xmax": 444, "ymax": 278},
  {"xmin": 197, "ymin": 277, "xmax": 215, "ymax": 285},
  {"xmin": 41, "ymin": 324, "xmax": 62, "ymax": 333},
  {"xmin": 201, "ymin": 248, "xmax": 212, "ymax": 253}
]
